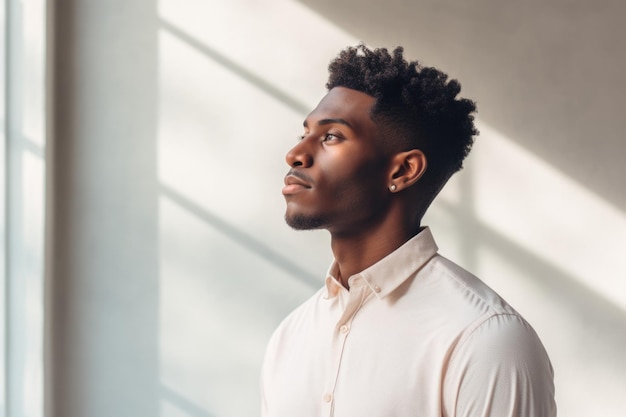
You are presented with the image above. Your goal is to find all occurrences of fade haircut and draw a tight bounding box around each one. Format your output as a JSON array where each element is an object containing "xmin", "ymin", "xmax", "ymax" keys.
[{"xmin": 327, "ymin": 45, "xmax": 478, "ymax": 214}]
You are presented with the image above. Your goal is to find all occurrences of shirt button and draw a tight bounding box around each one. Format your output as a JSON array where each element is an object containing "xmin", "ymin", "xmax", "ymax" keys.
[
  {"xmin": 339, "ymin": 324, "xmax": 349, "ymax": 333},
  {"xmin": 373, "ymin": 285, "xmax": 381, "ymax": 293},
  {"xmin": 323, "ymin": 393, "xmax": 333, "ymax": 402}
]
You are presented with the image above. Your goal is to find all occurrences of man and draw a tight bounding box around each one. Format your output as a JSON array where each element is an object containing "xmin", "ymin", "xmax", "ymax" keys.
[{"xmin": 262, "ymin": 45, "xmax": 556, "ymax": 417}]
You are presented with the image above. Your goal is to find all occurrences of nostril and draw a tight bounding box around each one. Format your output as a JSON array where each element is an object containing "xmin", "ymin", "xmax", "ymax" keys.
[{"xmin": 286, "ymin": 148, "xmax": 312, "ymax": 168}]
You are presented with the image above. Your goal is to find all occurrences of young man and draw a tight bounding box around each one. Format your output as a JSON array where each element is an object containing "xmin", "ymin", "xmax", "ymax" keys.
[{"xmin": 262, "ymin": 45, "xmax": 556, "ymax": 417}]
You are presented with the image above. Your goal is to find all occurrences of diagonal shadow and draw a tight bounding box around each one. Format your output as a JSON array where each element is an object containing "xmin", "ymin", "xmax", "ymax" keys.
[
  {"xmin": 159, "ymin": 18, "xmax": 310, "ymax": 115},
  {"xmin": 1, "ymin": 117, "xmax": 46, "ymax": 158},
  {"xmin": 160, "ymin": 184, "xmax": 320, "ymax": 289},
  {"xmin": 436, "ymin": 198, "xmax": 626, "ymax": 337},
  {"xmin": 17, "ymin": 136, "xmax": 45, "ymax": 158},
  {"xmin": 293, "ymin": 0, "xmax": 626, "ymax": 213}
]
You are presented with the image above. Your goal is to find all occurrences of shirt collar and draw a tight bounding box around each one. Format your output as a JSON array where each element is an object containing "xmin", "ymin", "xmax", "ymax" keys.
[{"xmin": 324, "ymin": 227, "xmax": 439, "ymax": 299}]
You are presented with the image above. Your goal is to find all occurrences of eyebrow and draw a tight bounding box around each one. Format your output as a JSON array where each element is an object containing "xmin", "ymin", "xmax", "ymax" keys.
[{"xmin": 303, "ymin": 118, "xmax": 353, "ymax": 129}]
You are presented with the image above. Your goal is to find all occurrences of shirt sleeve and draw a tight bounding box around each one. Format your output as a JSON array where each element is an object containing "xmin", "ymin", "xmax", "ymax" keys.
[{"xmin": 443, "ymin": 313, "xmax": 556, "ymax": 417}]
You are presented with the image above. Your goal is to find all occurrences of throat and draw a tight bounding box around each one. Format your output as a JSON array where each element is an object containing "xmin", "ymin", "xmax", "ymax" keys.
[{"xmin": 330, "ymin": 232, "xmax": 409, "ymax": 289}]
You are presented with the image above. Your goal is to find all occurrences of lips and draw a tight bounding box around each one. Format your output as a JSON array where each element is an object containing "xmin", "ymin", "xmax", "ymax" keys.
[{"xmin": 282, "ymin": 171, "xmax": 312, "ymax": 195}]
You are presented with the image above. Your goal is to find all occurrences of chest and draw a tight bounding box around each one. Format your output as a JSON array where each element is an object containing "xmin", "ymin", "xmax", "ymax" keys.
[{"xmin": 269, "ymin": 298, "xmax": 457, "ymax": 417}]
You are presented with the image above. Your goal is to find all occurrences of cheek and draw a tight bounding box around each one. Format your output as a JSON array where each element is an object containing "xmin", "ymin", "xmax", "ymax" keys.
[{"xmin": 329, "ymin": 160, "xmax": 387, "ymax": 204}]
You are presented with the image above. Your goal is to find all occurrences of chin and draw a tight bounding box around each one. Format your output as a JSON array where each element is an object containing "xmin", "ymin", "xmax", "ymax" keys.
[{"xmin": 284, "ymin": 213, "xmax": 326, "ymax": 231}]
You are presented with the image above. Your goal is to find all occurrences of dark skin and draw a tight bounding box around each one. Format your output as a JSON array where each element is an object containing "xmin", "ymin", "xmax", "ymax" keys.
[{"xmin": 283, "ymin": 87, "xmax": 427, "ymax": 288}]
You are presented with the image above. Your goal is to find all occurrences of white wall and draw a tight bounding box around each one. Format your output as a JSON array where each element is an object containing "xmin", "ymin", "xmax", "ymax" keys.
[{"xmin": 45, "ymin": 0, "xmax": 626, "ymax": 416}]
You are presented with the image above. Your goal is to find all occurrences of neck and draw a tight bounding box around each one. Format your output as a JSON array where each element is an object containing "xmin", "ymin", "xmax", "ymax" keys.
[{"xmin": 329, "ymin": 211, "xmax": 420, "ymax": 289}]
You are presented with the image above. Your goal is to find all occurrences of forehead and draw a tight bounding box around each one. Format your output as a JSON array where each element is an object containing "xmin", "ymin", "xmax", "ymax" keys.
[{"xmin": 306, "ymin": 87, "xmax": 376, "ymax": 132}]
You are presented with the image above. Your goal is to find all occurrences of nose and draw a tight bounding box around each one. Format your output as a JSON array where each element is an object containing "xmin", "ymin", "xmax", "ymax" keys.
[{"xmin": 285, "ymin": 138, "xmax": 313, "ymax": 168}]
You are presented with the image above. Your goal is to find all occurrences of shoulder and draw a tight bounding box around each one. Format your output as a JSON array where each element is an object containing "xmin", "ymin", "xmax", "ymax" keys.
[
  {"xmin": 409, "ymin": 255, "xmax": 518, "ymax": 334},
  {"xmin": 443, "ymin": 312, "xmax": 556, "ymax": 417},
  {"xmin": 427, "ymin": 257, "xmax": 548, "ymax": 367},
  {"xmin": 427, "ymin": 255, "xmax": 516, "ymax": 315},
  {"xmin": 418, "ymin": 256, "xmax": 556, "ymax": 415},
  {"xmin": 449, "ymin": 312, "xmax": 551, "ymax": 369}
]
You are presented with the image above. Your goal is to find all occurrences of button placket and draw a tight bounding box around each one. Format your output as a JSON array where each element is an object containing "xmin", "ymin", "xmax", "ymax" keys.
[{"xmin": 322, "ymin": 282, "xmax": 373, "ymax": 417}]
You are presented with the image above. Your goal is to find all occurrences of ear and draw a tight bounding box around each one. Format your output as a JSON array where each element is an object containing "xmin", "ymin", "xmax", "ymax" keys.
[{"xmin": 388, "ymin": 149, "xmax": 427, "ymax": 192}]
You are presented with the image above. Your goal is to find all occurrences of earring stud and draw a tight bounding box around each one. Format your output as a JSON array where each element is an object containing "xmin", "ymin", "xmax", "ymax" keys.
[{"xmin": 390, "ymin": 184, "xmax": 397, "ymax": 192}]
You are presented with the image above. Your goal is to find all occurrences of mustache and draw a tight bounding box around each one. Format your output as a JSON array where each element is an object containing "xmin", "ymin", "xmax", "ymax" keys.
[{"xmin": 286, "ymin": 169, "xmax": 314, "ymax": 185}]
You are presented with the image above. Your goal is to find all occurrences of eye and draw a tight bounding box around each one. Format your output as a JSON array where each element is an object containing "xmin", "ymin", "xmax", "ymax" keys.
[{"xmin": 322, "ymin": 133, "xmax": 341, "ymax": 142}]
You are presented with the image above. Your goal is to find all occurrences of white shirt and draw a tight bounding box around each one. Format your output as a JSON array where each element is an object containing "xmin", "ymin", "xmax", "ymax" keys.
[{"xmin": 261, "ymin": 227, "xmax": 556, "ymax": 417}]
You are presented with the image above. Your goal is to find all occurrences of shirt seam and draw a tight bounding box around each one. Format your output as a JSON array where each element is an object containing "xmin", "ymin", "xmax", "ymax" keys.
[
  {"xmin": 446, "ymin": 312, "xmax": 522, "ymax": 371},
  {"xmin": 434, "ymin": 259, "xmax": 501, "ymax": 313}
]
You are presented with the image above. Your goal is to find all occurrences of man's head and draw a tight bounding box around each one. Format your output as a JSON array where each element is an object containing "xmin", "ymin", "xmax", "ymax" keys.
[
  {"xmin": 326, "ymin": 45, "xmax": 478, "ymax": 214},
  {"xmin": 282, "ymin": 45, "xmax": 477, "ymax": 235}
]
